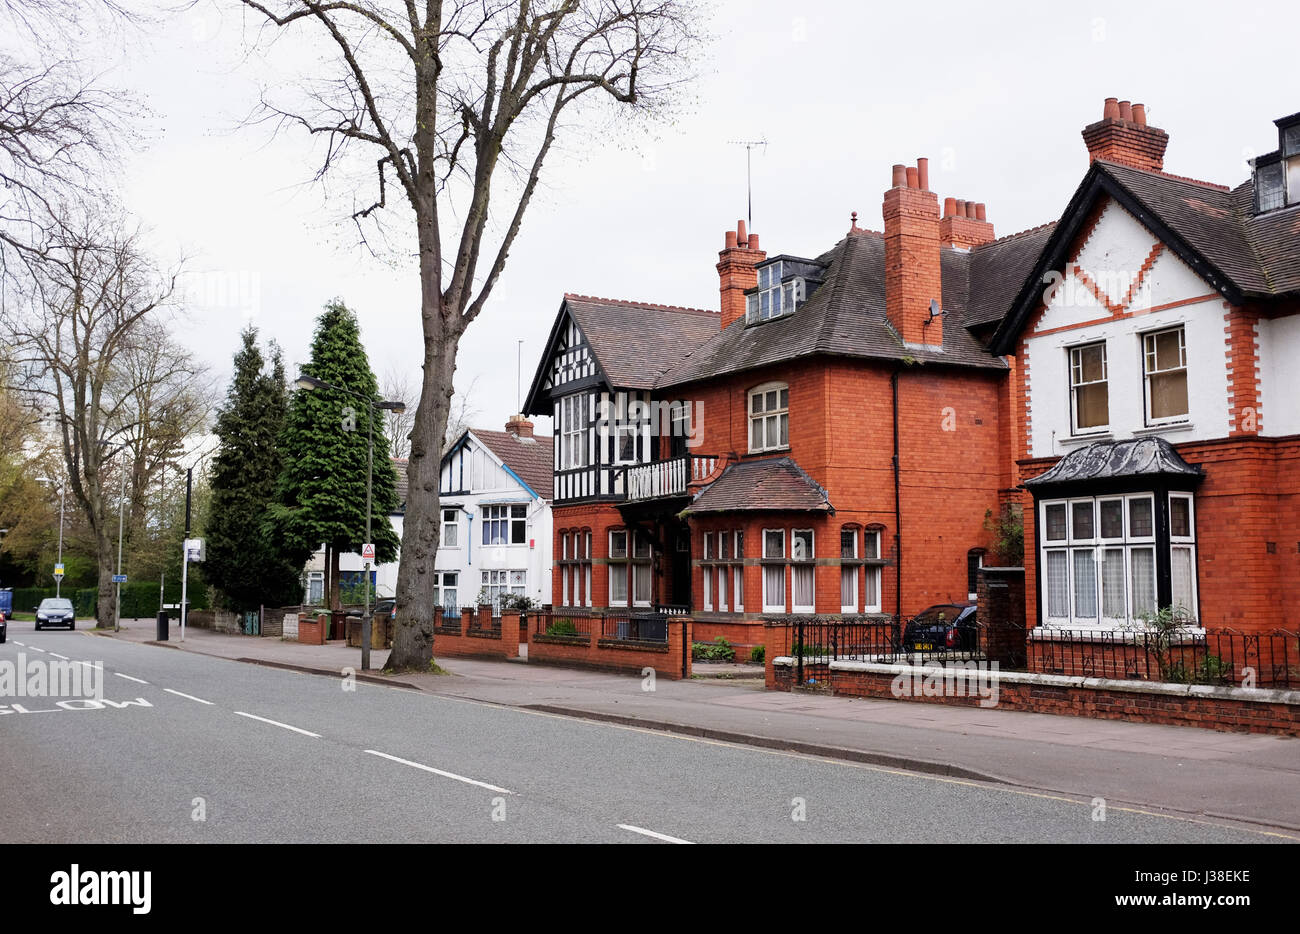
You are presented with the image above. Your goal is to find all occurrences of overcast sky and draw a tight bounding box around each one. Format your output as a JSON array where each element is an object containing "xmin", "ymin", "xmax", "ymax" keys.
[{"xmin": 84, "ymin": 0, "xmax": 1298, "ymax": 440}]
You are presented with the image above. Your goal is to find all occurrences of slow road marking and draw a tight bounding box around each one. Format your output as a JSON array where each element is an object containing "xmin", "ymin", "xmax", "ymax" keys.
[
  {"xmin": 235, "ymin": 711, "xmax": 320, "ymax": 737},
  {"xmin": 364, "ymin": 749, "xmax": 514, "ymax": 795},
  {"xmin": 164, "ymin": 688, "xmax": 213, "ymax": 706},
  {"xmin": 617, "ymin": 824, "xmax": 694, "ymax": 844}
]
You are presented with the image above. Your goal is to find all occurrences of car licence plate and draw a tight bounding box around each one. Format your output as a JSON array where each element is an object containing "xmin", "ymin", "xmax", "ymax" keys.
[{"xmin": 913, "ymin": 643, "xmax": 933, "ymax": 651}]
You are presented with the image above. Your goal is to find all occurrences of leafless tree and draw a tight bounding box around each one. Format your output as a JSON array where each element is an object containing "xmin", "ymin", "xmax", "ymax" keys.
[
  {"xmin": 5, "ymin": 207, "xmax": 209, "ymax": 626},
  {"xmin": 381, "ymin": 366, "xmax": 417, "ymax": 460},
  {"xmin": 235, "ymin": 0, "xmax": 700, "ymax": 668},
  {"xmin": 0, "ymin": 1, "xmax": 138, "ymax": 262}
]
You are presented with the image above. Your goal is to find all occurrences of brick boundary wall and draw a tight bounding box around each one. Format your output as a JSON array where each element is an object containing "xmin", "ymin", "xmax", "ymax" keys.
[
  {"xmin": 766, "ymin": 657, "xmax": 1299, "ymax": 736},
  {"xmin": 430, "ymin": 606, "xmax": 520, "ymax": 661},
  {"xmin": 527, "ymin": 618, "xmax": 693, "ymax": 680}
]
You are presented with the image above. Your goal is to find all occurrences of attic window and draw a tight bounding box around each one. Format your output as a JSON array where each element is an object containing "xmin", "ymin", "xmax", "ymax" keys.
[
  {"xmin": 746, "ymin": 261, "xmax": 804, "ymax": 324},
  {"xmin": 1255, "ymin": 158, "xmax": 1285, "ymax": 213}
]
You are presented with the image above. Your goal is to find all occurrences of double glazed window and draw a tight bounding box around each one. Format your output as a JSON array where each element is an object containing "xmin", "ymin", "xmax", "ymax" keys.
[
  {"xmin": 560, "ymin": 530, "xmax": 592, "ymax": 607},
  {"xmin": 481, "ymin": 569, "xmax": 524, "ymax": 613},
  {"xmin": 1040, "ymin": 493, "xmax": 1196, "ymax": 627},
  {"xmin": 701, "ymin": 531, "xmax": 741, "ymax": 612},
  {"xmin": 609, "ymin": 530, "xmax": 652, "ymax": 607},
  {"xmin": 1069, "ymin": 342, "xmax": 1109, "ymax": 433},
  {"xmin": 762, "ymin": 529, "xmax": 786, "ymax": 612},
  {"xmin": 482, "ymin": 505, "xmax": 527, "ymax": 545},
  {"xmin": 560, "ymin": 393, "xmax": 588, "ymax": 469},
  {"xmin": 745, "ymin": 262, "xmax": 804, "ymax": 323},
  {"xmin": 1068, "ymin": 325, "xmax": 1190, "ymax": 434},
  {"xmin": 435, "ymin": 571, "xmax": 459, "ymax": 612},
  {"xmin": 749, "ymin": 383, "xmax": 789, "ymax": 453},
  {"xmin": 441, "ymin": 509, "xmax": 459, "ymax": 548},
  {"xmin": 840, "ymin": 528, "xmax": 883, "ymax": 613},
  {"xmin": 1143, "ymin": 327, "xmax": 1188, "ymax": 423}
]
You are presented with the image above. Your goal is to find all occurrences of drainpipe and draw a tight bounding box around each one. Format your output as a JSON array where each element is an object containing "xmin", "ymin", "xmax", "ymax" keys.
[{"xmin": 892, "ymin": 369, "xmax": 903, "ymax": 635}]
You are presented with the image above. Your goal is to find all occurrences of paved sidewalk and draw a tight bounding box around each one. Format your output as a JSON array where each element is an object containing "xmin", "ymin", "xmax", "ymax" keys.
[{"xmin": 98, "ymin": 619, "xmax": 1300, "ymax": 834}]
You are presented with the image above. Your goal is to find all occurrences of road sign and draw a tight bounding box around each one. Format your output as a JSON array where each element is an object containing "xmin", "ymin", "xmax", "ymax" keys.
[
  {"xmin": 112, "ymin": 574, "xmax": 128, "ymax": 584},
  {"xmin": 53, "ymin": 563, "xmax": 64, "ymax": 578},
  {"xmin": 360, "ymin": 543, "xmax": 376, "ymax": 563},
  {"xmin": 184, "ymin": 538, "xmax": 205, "ymax": 562}
]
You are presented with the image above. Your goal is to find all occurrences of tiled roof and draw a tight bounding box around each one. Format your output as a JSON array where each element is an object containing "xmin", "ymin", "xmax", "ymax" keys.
[
  {"xmin": 657, "ymin": 226, "xmax": 1051, "ymax": 388},
  {"xmin": 472, "ymin": 429, "xmax": 555, "ymax": 500},
  {"xmin": 563, "ymin": 295, "xmax": 720, "ymax": 390},
  {"xmin": 991, "ymin": 159, "xmax": 1300, "ymax": 354},
  {"xmin": 682, "ymin": 456, "xmax": 833, "ymax": 514}
]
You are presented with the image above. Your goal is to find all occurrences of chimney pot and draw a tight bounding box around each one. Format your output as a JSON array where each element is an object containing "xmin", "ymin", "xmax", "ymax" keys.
[
  {"xmin": 1084, "ymin": 97, "xmax": 1168, "ymax": 170},
  {"xmin": 943, "ymin": 197, "xmax": 956, "ymax": 218},
  {"xmin": 916, "ymin": 157, "xmax": 930, "ymax": 191},
  {"xmin": 1103, "ymin": 97, "xmax": 1120, "ymax": 120},
  {"xmin": 747, "ymin": 233, "xmax": 760, "ymax": 251},
  {"xmin": 955, "ymin": 199, "xmax": 967, "ymax": 217},
  {"xmin": 1118, "ymin": 100, "xmax": 1133, "ymax": 122},
  {"xmin": 905, "ymin": 166, "xmax": 919, "ymax": 189},
  {"xmin": 505, "ymin": 415, "xmax": 534, "ymax": 439},
  {"xmin": 891, "ymin": 164, "xmax": 907, "ymax": 187},
  {"xmin": 1132, "ymin": 103, "xmax": 1147, "ymax": 126},
  {"xmin": 975, "ymin": 203, "xmax": 987, "ymax": 222},
  {"xmin": 736, "ymin": 219, "xmax": 747, "ymax": 246},
  {"xmin": 725, "ymin": 230, "xmax": 738, "ymax": 249},
  {"xmin": 968, "ymin": 201, "xmax": 979, "ymax": 219}
]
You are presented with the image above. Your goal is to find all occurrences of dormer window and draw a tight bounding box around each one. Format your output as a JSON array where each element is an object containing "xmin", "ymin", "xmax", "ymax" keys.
[
  {"xmin": 746, "ymin": 261, "xmax": 804, "ymax": 323},
  {"xmin": 744, "ymin": 255, "xmax": 826, "ymax": 325},
  {"xmin": 1254, "ymin": 113, "xmax": 1300, "ymax": 213},
  {"xmin": 1255, "ymin": 156, "xmax": 1285, "ymax": 212}
]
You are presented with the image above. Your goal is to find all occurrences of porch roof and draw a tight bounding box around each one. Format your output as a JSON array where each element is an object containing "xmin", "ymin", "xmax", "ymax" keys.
[
  {"xmin": 1024, "ymin": 437, "xmax": 1203, "ymax": 491},
  {"xmin": 681, "ymin": 456, "xmax": 834, "ymax": 515}
]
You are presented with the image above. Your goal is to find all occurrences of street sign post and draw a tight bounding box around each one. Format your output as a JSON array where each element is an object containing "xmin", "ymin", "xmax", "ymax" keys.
[
  {"xmin": 360, "ymin": 543, "xmax": 375, "ymax": 562},
  {"xmin": 112, "ymin": 574, "xmax": 128, "ymax": 584},
  {"xmin": 53, "ymin": 563, "xmax": 64, "ymax": 578}
]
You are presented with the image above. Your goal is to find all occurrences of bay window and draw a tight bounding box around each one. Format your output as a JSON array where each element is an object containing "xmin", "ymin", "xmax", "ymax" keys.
[
  {"xmin": 840, "ymin": 529, "xmax": 858, "ymax": 613},
  {"xmin": 863, "ymin": 528, "xmax": 882, "ymax": 613},
  {"xmin": 791, "ymin": 529, "xmax": 814, "ymax": 613},
  {"xmin": 609, "ymin": 529, "xmax": 652, "ymax": 608},
  {"xmin": 1039, "ymin": 492, "xmax": 1196, "ymax": 627}
]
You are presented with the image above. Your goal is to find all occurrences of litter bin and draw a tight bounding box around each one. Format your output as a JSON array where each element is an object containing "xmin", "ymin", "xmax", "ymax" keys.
[{"xmin": 156, "ymin": 610, "xmax": 169, "ymax": 642}]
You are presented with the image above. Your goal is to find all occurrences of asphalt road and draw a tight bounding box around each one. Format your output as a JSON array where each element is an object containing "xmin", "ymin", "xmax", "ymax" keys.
[{"xmin": 0, "ymin": 621, "xmax": 1292, "ymax": 844}]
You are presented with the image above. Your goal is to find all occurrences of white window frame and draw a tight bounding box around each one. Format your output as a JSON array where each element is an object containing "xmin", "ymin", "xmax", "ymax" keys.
[
  {"xmin": 748, "ymin": 382, "xmax": 790, "ymax": 454},
  {"xmin": 441, "ymin": 509, "xmax": 460, "ymax": 548},
  {"xmin": 1142, "ymin": 325, "xmax": 1189, "ymax": 426},
  {"xmin": 1039, "ymin": 492, "xmax": 1193, "ymax": 629},
  {"xmin": 762, "ymin": 528, "xmax": 786, "ymax": 613},
  {"xmin": 1168, "ymin": 492, "xmax": 1198, "ymax": 618},
  {"xmin": 1068, "ymin": 341, "xmax": 1109, "ymax": 435},
  {"xmin": 733, "ymin": 531, "xmax": 745, "ymax": 612},
  {"xmin": 840, "ymin": 529, "xmax": 858, "ymax": 614},
  {"xmin": 561, "ymin": 394, "xmax": 587, "ymax": 469},
  {"xmin": 863, "ymin": 529, "xmax": 883, "ymax": 613}
]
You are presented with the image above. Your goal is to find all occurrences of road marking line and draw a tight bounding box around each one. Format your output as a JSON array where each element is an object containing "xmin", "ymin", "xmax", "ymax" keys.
[
  {"xmin": 617, "ymin": 824, "xmax": 694, "ymax": 845},
  {"xmin": 27, "ymin": 646, "xmax": 45, "ymax": 653},
  {"xmin": 235, "ymin": 711, "xmax": 320, "ymax": 737},
  {"xmin": 11, "ymin": 641, "xmax": 23, "ymax": 646},
  {"xmin": 364, "ymin": 749, "xmax": 514, "ymax": 795},
  {"xmin": 49, "ymin": 653, "xmax": 69, "ymax": 660},
  {"xmin": 164, "ymin": 688, "xmax": 214, "ymax": 705},
  {"xmin": 114, "ymin": 672, "xmax": 149, "ymax": 684}
]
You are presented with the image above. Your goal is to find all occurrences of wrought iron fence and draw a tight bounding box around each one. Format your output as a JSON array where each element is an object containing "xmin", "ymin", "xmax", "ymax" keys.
[
  {"xmin": 770, "ymin": 616, "xmax": 1298, "ymax": 690},
  {"xmin": 531, "ymin": 610, "xmax": 670, "ymax": 644}
]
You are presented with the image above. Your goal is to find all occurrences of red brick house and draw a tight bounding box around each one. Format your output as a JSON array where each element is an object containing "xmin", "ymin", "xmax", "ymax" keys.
[
  {"xmin": 524, "ymin": 161, "xmax": 1052, "ymax": 651},
  {"xmin": 990, "ymin": 100, "xmax": 1300, "ymax": 636}
]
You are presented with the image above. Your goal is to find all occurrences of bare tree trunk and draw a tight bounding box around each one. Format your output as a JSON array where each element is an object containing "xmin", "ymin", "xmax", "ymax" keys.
[
  {"xmin": 329, "ymin": 544, "xmax": 341, "ymax": 612},
  {"xmin": 388, "ymin": 323, "xmax": 458, "ymax": 670}
]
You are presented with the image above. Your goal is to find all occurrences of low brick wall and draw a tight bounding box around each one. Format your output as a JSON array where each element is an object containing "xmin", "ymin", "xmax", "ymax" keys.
[
  {"xmin": 298, "ymin": 613, "xmax": 326, "ymax": 646},
  {"xmin": 431, "ymin": 606, "xmax": 520, "ymax": 661},
  {"xmin": 690, "ymin": 618, "xmax": 765, "ymax": 658},
  {"xmin": 528, "ymin": 618, "xmax": 693, "ymax": 680},
  {"xmin": 766, "ymin": 656, "xmax": 1300, "ymax": 736}
]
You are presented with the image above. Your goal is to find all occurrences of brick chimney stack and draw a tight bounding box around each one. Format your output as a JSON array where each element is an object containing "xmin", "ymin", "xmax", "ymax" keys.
[
  {"xmin": 883, "ymin": 157, "xmax": 943, "ymax": 347},
  {"xmin": 717, "ymin": 219, "xmax": 766, "ymax": 329},
  {"xmin": 1082, "ymin": 98, "xmax": 1168, "ymax": 171},
  {"xmin": 940, "ymin": 197, "xmax": 995, "ymax": 249},
  {"xmin": 505, "ymin": 414, "xmax": 534, "ymax": 439}
]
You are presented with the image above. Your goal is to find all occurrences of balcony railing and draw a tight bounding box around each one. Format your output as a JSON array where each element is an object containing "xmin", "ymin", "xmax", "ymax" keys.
[{"xmin": 623, "ymin": 455, "xmax": 719, "ymax": 502}]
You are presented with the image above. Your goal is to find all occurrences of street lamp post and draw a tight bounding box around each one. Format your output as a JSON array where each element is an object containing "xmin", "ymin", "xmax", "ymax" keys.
[
  {"xmin": 115, "ymin": 468, "xmax": 127, "ymax": 632},
  {"xmin": 294, "ymin": 374, "xmax": 404, "ymax": 671},
  {"xmin": 36, "ymin": 479, "xmax": 66, "ymax": 597}
]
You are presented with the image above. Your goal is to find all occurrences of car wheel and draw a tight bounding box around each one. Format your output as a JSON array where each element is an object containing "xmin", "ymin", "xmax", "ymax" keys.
[
  {"xmin": 69, "ymin": 621, "xmax": 75, "ymax": 630},
  {"xmin": 34, "ymin": 621, "xmax": 41, "ymax": 631}
]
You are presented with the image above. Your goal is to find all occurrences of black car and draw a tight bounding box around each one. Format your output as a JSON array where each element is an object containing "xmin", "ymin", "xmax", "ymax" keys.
[
  {"xmin": 902, "ymin": 603, "xmax": 977, "ymax": 653},
  {"xmin": 34, "ymin": 598, "xmax": 76, "ymax": 631},
  {"xmin": 373, "ymin": 599, "xmax": 396, "ymax": 620}
]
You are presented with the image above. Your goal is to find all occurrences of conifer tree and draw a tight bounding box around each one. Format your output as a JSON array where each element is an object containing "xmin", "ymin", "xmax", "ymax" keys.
[
  {"xmin": 205, "ymin": 327, "xmax": 303, "ymax": 610},
  {"xmin": 271, "ymin": 300, "xmax": 400, "ymax": 609}
]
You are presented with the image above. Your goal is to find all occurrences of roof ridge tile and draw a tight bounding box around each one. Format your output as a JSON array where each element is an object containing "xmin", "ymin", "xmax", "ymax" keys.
[{"xmin": 564, "ymin": 293, "xmax": 717, "ymax": 316}]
